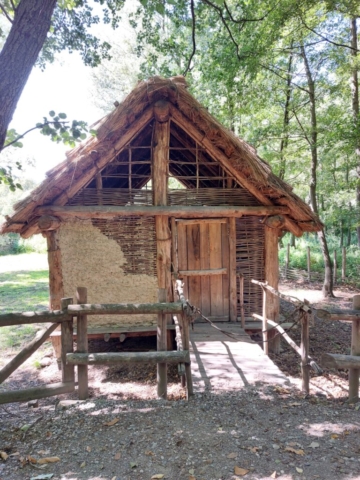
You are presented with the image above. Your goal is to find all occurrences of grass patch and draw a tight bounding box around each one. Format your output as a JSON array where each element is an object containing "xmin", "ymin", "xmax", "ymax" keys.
[{"xmin": 0, "ymin": 253, "xmax": 50, "ymax": 352}]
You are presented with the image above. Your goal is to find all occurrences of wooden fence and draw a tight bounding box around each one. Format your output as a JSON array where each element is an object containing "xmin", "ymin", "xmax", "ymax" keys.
[
  {"xmin": 282, "ymin": 244, "xmax": 348, "ymax": 284},
  {"xmin": 0, "ymin": 286, "xmax": 193, "ymax": 404}
]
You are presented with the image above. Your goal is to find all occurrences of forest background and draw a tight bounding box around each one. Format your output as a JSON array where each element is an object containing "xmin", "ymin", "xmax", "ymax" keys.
[{"xmin": 1, "ymin": 0, "xmax": 360, "ymax": 295}]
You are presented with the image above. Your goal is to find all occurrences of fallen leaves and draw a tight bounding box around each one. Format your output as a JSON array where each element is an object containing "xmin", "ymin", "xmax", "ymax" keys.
[
  {"xmin": 0, "ymin": 451, "xmax": 8, "ymax": 461},
  {"xmin": 114, "ymin": 452, "xmax": 121, "ymax": 460},
  {"xmin": 234, "ymin": 466, "xmax": 249, "ymax": 476},
  {"xmin": 270, "ymin": 472, "xmax": 277, "ymax": 479},
  {"xmin": 37, "ymin": 457, "xmax": 60, "ymax": 465},
  {"xmin": 308, "ymin": 441, "xmax": 320, "ymax": 449},
  {"xmin": 151, "ymin": 475, "xmax": 165, "ymax": 479},
  {"xmin": 284, "ymin": 446, "xmax": 305, "ymax": 456},
  {"xmin": 296, "ymin": 467, "xmax": 303, "ymax": 473},
  {"xmin": 103, "ymin": 418, "xmax": 119, "ymax": 427}
]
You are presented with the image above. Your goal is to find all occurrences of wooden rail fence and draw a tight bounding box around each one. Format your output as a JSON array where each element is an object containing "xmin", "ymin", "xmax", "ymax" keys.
[{"xmin": 0, "ymin": 286, "xmax": 194, "ymax": 404}]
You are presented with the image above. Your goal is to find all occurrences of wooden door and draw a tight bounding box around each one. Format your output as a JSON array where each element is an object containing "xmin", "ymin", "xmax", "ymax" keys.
[{"xmin": 175, "ymin": 219, "xmax": 231, "ymax": 321}]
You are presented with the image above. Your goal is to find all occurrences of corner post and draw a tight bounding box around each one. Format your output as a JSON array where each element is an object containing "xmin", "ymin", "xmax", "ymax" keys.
[
  {"xmin": 264, "ymin": 225, "xmax": 280, "ymax": 354},
  {"xmin": 349, "ymin": 294, "xmax": 360, "ymax": 402},
  {"xmin": 60, "ymin": 297, "xmax": 74, "ymax": 384}
]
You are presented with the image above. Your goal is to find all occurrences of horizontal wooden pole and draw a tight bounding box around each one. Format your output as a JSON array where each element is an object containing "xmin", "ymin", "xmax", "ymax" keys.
[
  {"xmin": 0, "ymin": 310, "xmax": 70, "ymax": 327},
  {"xmin": 36, "ymin": 205, "xmax": 290, "ymax": 219},
  {"xmin": 316, "ymin": 309, "xmax": 360, "ymax": 322},
  {"xmin": 66, "ymin": 351, "xmax": 190, "ymax": 365},
  {"xmin": 0, "ymin": 382, "xmax": 75, "ymax": 405},
  {"xmin": 67, "ymin": 302, "xmax": 184, "ymax": 316},
  {"xmin": 179, "ymin": 268, "xmax": 227, "ymax": 277},
  {"xmin": 321, "ymin": 353, "xmax": 360, "ymax": 369},
  {"xmin": 0, "ymin": 324, "xmax": 59, "ymax": 384},
  {"xmin": 175, "ymin": 218, "xmax": 227, "ymax": 225}
]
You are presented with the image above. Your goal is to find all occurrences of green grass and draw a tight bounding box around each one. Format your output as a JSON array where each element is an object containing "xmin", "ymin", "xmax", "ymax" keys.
[{"xmin": 0, "ymin": 253, "xmax": 49, "ymax": 351}]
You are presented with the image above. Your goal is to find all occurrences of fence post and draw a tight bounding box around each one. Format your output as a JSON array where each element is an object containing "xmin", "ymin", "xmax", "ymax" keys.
[
  {"xmin": 76, "ymin": 287, "xmax": 88, "ymax": 400},
  {"xmin": 349, "ymin": 295, "xmax": 360, "ymax": 402},
  {"xmin": 157, "ymin": 288, "xmax": 167, "ymax": 399},
  {"xmin": 262, "ymin": 287, "xmax": 269, "ymax": 355},
  {"xmin": 285, "ymin": 243, "xmax": 290, "ymax": 279},
  {"xmin": 333, "ymin": 250, "xmax": 337, "ymax": 286},
  {"xmin": 60, "ymin": 298, "xmax": 74, "ymax": 384},
  {"xmin": 307, "ymin": 246, "xmax": 311, "ymax": 283},
  {"xmin": 301, "ymin": 309, "xmax": 310, "ymax": 394},
  {"xmin": 342, "ymin": 247, "xmax": 346, "ymax": 282}
]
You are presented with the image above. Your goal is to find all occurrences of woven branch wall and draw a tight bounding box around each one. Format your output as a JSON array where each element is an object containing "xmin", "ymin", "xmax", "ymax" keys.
[
  {"xmin": 69, "ymin": 187, "xmax": 261, "ymax": 207},
  {"xmin": 92, "ymin": 216, "xmax": 157, "ymax": 276},
  {"xmin": 236, "ymin": 216, "xmax": 265, "ymax": 318}
]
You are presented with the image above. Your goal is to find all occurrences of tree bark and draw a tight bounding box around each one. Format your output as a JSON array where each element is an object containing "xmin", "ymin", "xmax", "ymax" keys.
[
  {"xmin": 0, "ymin": 0, "xmax": 57, "ymax": 151},
  {"xmin": 301, "ymin": 45, "xmax": 334, "ymax": 297},
  {"xmin": 279, "ymin": 49, "xmax": 293, "ymax": 180},
  {"xmin": 350, "ymin": 18, "xmax": 360, "ymax": 246}
]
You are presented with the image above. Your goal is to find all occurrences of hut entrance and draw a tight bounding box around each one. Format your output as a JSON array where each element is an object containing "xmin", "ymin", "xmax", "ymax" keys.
[{"xmin": 175, "ymin": 218, "xmax": 231, "ymax": 322}]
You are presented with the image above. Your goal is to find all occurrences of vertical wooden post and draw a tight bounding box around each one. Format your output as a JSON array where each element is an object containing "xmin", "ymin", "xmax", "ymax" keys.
[
  {"xmin": 153, "ymin": 116, "xmax": 172, "ymax": 307},
  {"xmin": 300, "ymin": 312, "xmax": 310, "ymax": 394},
  {"xmin": 262, "ymin": 287, "xmax": 268, "ymax": 355},
  {"xmin": 182, "ymin": 311, "xmax": 194, "ymax": 399},
  {"xmin": 46, "ymin": 231, "xmax": 64, "ymax": 310},
  {"xmin": 264, "ymin": 226, "xmax": 280, "ymax": 354},
  {"xmin": 96, "ymin": 173, "xmax": 103, "ymax": 206},
  {"xmin": 349, "ymin": 295, "xmax": 360, "ymax": 402},
  {"xmin": 229, "ymin": 218, "xmax": 237, "ymax": 322},
  {"xmin": 238, "ymin": 274, "xmax": 245, "ymax": 328},
  {"xmin": 60, "ymin": 297, "xmax": 74, "ymax": 384},
  {"xmin": 157, "ymin": 288, "xmax": 167, "ymax": 399},
  {"xmin": 333, "ymin": 250, "xmax": 337, "ymax": 286},
  {"xmin": 342, "ymin": 247, "xmax": 346, "ymax": 282},
  {"xmin": 285, "ymin": 243, "xmax": 290, "ymax": 279},
  {"xmin": 307, "ymin": 246, "xmax": 311, "ymax": 283},
  {"xmin": 76, "ymin": 287, "xmax": 88, "ymax": 400}
]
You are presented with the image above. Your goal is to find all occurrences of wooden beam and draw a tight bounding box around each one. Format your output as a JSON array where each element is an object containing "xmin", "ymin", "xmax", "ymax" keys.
[
  {"xmin": 349, "ymin": 294, "xmax": 360, "ymax": 401},
  {"xmin": 178, "ymin": 268, "xmax": 227, "ymax": 277},
  {"xmin": 67, "ymin": 302, "xmax": 183, "ymax": 316},
  {"xmin": 36, "ymin": 205, "xmax": 291, "ymax": 219},
  {"xmin": 66, "ymin": 351, "xmax": 190, "ymax": 365},
  {"xmin": 0, "ymin": 310, "xmax": 69, "ymax": 327},
  {"xmin": 176, "ymin": 218, "xmax": 228, "ymax": 225},
  {"xmin": 321, "ymin": 353, "xmax": 360, "ymax": 370},
  {"xmin": 0, "ymin": 323, "xmax": 59, "ymax": 384},
  {"xmin": 61, "ymin": 298, "xmax": 74, "ymax": 384},
  {"xmin": 38, "ymin": 215, "xmax": 61, "ymax": 231},
  {"xmin": 0, "ymin": 382, "xmax": 75, "ymax": 405},
  {"xmin": 315, "ymin": 308, "xmax": 360, "ymax": 322}
]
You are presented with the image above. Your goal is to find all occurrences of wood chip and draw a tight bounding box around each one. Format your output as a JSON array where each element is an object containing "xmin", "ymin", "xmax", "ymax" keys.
[
  {"xmin": 37, "ymin": 456, "xmax": 60, "ymax": 465},
  {"xmin": 227, "ymin": 452, "xmax": 237, "ymax": 458}
]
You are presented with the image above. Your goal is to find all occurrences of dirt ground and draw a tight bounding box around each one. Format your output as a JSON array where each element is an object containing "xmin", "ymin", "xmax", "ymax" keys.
[{"xmin": 1, "ymin": 282, "xmax": 360, "ymax": 480}]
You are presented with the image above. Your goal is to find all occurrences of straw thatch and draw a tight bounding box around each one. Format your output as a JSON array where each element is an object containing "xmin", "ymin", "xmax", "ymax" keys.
[{"xmin": 1, "ymin": 76, "xmax": 322, "ymax": 236}]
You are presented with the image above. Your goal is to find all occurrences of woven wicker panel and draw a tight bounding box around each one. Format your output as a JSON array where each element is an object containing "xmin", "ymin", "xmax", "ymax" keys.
[
  {"xmin": 92, "ymin": 216, "xmax": 157, "ymax": 276},
  {"xmin": 236, "ymin": 216, "xmax": 265, "ymax": 317},
  {"xmin": 69, "ymin": 188, "xmax": 260, "ymax": 207}
]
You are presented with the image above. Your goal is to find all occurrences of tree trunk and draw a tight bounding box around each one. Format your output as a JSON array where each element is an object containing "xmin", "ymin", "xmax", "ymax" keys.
[
  {"xmin": 279, "ymin": 48, "xmax": 293, "ymax": 180},
  {"xmin": 301, "ymin": 45, "xmax": 334, "ymax": 297},
  {"xmin": 0, "ymin": 0, "xmax": 57, "ymax": 151},
  {"xmin": 350, "ymin": 18, "xmax": 360, "ymax": 246}
]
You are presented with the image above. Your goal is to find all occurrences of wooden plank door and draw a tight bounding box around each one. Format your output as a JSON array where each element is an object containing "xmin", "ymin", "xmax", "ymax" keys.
[{"xmin": 175, "ymin": 219, "xmax": 231, "ymax": 321}]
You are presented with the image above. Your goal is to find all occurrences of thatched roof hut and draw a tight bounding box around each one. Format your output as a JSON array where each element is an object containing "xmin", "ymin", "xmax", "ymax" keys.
[{"xmin": 1, "ymin": 76, "xmax": 321, "ymax": 349}]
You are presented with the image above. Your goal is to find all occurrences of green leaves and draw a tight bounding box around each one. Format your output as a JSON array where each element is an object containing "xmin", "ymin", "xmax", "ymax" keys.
[{"xmin": 37, "ymin": 111, "xmax": 88, "ymax": 147}]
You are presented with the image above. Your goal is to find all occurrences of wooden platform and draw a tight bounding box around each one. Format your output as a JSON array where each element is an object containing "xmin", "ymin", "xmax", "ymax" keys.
[{"xmin": 189, "ymin": 323, "xmax": 289, "ymax": 392}]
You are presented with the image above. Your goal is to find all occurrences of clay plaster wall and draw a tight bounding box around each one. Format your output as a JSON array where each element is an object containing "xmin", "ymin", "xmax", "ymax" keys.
[{"xmin": 58, "ymin": 220, "xmax": 158, "ymax": 328}]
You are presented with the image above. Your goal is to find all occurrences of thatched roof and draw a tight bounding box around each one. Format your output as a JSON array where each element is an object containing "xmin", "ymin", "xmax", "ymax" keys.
[{"xmin": 1, "ymin": 76, "xmax": 322, "ymax": 237}]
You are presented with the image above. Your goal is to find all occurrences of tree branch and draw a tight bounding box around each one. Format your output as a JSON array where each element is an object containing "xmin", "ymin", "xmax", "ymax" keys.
[
  {"xmin": 183, "ymin": 0, "xmax": 196, "ymax": 76},
  {"xmin": 300, "ymin": 17, "xmax": 359, "ymax": 53},
  {"xmin": 0, "ymin": 3, "xmax": 14, "ymax": 23},
  {"xmin": 292, "ymin": 109, "xmax": 311, "ymax": 147},
  {"xmin": 223, "ymin": 0, "xmax": 281, "ymax": 24},
  {"xmin": 2, "ymin": 121, "xmax": 70, "ymax": 150}
]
